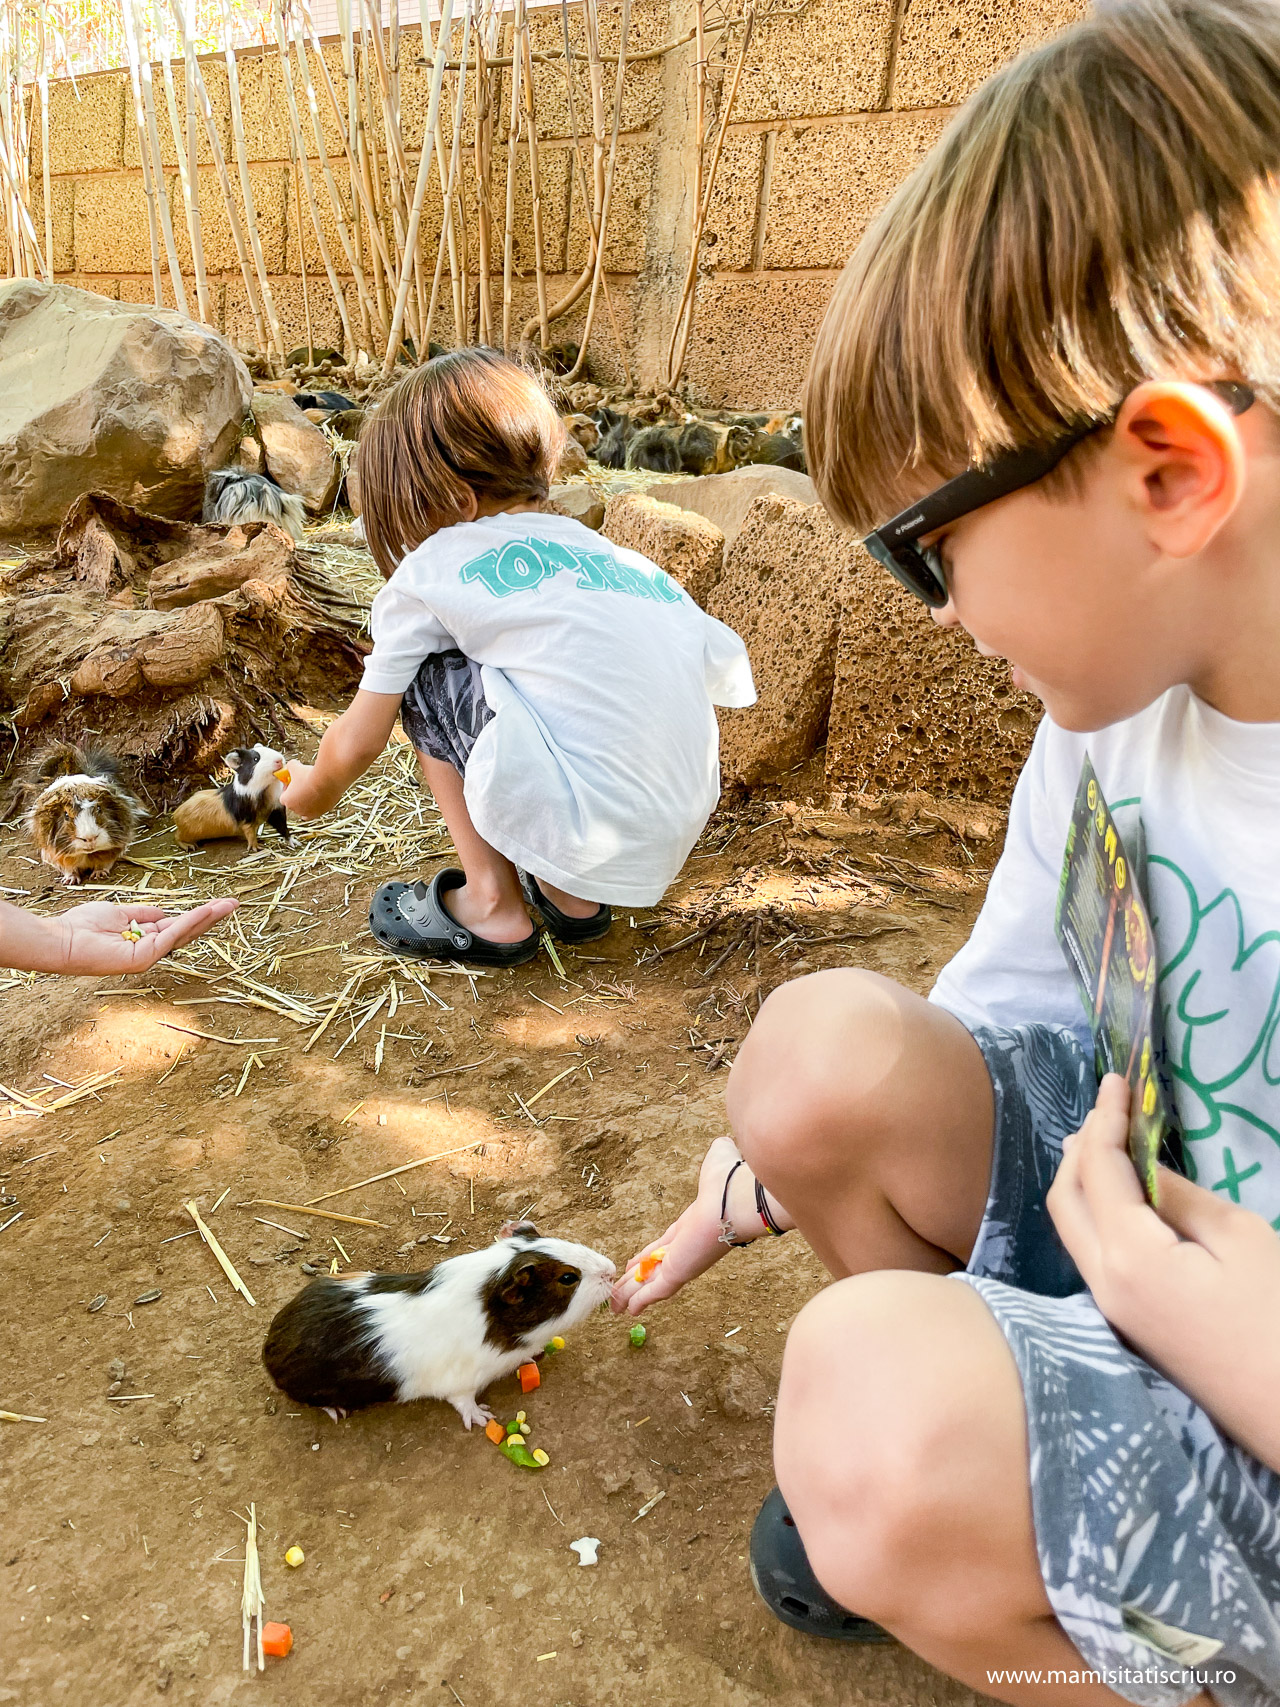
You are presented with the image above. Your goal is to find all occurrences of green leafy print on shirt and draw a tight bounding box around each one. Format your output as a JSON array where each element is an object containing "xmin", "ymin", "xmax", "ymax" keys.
[
  {"xmin": 1147, "ymin": 854, "xmax": 1280, "ymax": 1222},
  {"xmin": 459, "ymin": 537, "xmax": 683, "ymax": 604}
]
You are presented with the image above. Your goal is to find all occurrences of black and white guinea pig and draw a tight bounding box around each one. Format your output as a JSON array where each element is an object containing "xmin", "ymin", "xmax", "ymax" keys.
[
  {"xmin": 173, "ymin": 744, "xmax": 290, "ymax": 852},
  {"xmin": 262, "ymin": 1222, "xmax": 616, "ymax": 1429},
  {"xmin": 23, "ymin": 742, "xmax": 139, "ymax": 885}
]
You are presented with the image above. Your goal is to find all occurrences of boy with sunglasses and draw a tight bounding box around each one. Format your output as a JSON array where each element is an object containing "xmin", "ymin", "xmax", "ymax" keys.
[{"xmin": 611, "ymin": 2, "xmax": 1280, "ymax": 1701}]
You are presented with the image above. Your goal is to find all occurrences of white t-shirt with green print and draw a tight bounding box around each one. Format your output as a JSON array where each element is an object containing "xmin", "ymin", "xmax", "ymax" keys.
[{"xmin": 933, "ymin": 687, "xmax": 1280, "ymax": 1229}]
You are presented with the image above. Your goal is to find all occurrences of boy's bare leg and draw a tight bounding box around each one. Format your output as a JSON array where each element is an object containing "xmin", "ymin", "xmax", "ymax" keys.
[
  {"xmin": 535, "ymin": 877, "xmax": 602, "ymax": 919},
  {"xmin": 776, "ymin": 1272, "xmax": 1209, "ymax": 1707},
  {"xmin": 727, "ymin": 969, "xmax": 996, "ymax": 1275},
  {"xmin": 417, "ymin": 756, "xmax": 532, "ymax": 942}
]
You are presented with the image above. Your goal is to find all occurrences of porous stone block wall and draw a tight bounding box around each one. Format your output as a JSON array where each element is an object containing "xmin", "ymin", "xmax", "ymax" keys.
[{"xmin": 25, "ymin": 0, "xmax": 1089, "ymax": 402}]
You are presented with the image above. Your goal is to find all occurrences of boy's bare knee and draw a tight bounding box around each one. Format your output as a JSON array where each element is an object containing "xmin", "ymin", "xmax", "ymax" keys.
[
  {"xmin": 727, "ymin": 969, "xmax": 912, "ymax": 1189},
  {"xmin": 776, "ymin": 1275, "xmax": 1013, "ymax": 1634}
]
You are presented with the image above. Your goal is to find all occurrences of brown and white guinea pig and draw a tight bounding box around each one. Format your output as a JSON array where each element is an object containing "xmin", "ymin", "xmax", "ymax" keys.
[
  {"xmin": 173, "ymin": 744, "xmax": 290, "ymax": 853},
  {"xmin": 23, "ymin": 743, "xmax": 139, "ymax": 885},
  {"xmin": 262, "ymin": 1222, "xmax": 616, "ymax": 1429}
]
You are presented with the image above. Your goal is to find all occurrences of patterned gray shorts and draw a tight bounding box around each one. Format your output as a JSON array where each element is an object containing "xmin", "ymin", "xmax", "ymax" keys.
[
  {"xmin": 400, "ymin": 649, "xmax": 492, "ymax": 775},
  {"xmin": 961, "ymin": 1023, "xmax": 1280, "ymax": 1706}
]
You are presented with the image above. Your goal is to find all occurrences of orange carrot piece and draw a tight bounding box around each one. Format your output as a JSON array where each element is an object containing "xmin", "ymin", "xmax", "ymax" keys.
[
  {"xmin": 517, "ymin": 1361, "xmax": 541, "ymax": 1393},
  {"xmin": 484, "ymin": 1418, "xmax": 506, "ymax": 1445},
  {"xmin": 634, "ymin": 1247, "xmax": 666, "ymax": 1283},
  {"xmin": 261, "ymin": 1621, "xmax": 293, "ymax": 1658}
]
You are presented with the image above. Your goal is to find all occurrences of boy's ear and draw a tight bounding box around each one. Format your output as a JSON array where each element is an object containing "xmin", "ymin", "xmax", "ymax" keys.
[{"xmin": 1112, "ymin": 381, "xmax": 1247, "ymax": 557}]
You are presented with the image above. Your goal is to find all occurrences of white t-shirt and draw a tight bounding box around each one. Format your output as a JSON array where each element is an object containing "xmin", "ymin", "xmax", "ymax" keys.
[
  {"xmin": 932, "ymin": 687, "xmax": 1280, "ymax": 1230},
  {"xmin": 361, "ymin": 509, "xmax": 756, "ymax": 906}
]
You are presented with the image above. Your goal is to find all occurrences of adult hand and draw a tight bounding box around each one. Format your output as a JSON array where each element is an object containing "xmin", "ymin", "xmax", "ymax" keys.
[
  {"xmin": 1048, "ymin": 1073, "xmax": 1280, "ymax": 1472},
  {"xmin": 8, "ymin": 898, "xmax": 239, "ymax": 976}
]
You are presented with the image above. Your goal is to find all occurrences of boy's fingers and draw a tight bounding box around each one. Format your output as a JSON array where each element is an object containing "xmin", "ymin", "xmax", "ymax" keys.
[
  {"xmin": 1152, "ymin": 1166, "xmax": 1251, "ymax": 1254},
  {"xmin": 1046, "ymin": 1158, "xmax": 1103, "ymax": 1277}
]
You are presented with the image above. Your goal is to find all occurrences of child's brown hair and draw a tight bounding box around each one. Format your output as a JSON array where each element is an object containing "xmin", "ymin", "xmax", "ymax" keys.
[
  {"xmin": 805, "ymin": 0, "xmax": 1280, "ymax": 534},
  {"xmin": 358, "ymin": 347, "xmax": 565, "ymax": 578}
]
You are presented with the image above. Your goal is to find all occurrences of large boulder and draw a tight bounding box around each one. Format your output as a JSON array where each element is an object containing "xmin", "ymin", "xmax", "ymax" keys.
[
  {"xmin": 251, "ymin": 389, "xmax": 341, "ymax": 515},
  {"xmin": 647, "ymin": 464, "xmax": 817, "ymax": 549},
  {"xmin": 0, "ymin": 281, "xmax": 251, "ymax": 539},
  {"xmin": 707, "ymin": 494, "xmax": 849, "ymax": 786},
  {"xmin": 601, "ymin": 493, "xmax": 725, "ymax": 607},
  {"xmin": 827, "ymin": 545, "xmax": 1041, "ymax": 805}
]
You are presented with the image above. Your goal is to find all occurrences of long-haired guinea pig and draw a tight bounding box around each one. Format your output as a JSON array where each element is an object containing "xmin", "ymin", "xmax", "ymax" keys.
[
  {"xmin": 173, "ymin": 744, "xmax": 290, "ymax": 852},
  {"xmin": 202, "ymin": 470, "xmax": 306, "ymax": 542},
  {"xmin": 262, "ymin": 1222, "xmax": 616, "ymax": 1429},
  {"xmin": 23, "ymin": 743, "xmax": 139, "ymax": 884}
]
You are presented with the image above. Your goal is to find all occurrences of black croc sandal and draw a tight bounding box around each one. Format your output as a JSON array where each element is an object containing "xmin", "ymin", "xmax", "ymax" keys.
[
  {"xmin": 525, "ymin": 873, "xmax": 613, "ymax": 945},
  {"xmin": 749, "ymin": 1487, "xmax": 891, "ymax": 1643},
  {"xmin": 369, "ymin": 869, "xmax": 541, "ymax": 967}
]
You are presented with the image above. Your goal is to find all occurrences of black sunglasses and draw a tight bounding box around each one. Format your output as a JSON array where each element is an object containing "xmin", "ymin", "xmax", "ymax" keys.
[{"xmin": 863, "ymin": 381, "xmax": 1257, "ymax": 609}]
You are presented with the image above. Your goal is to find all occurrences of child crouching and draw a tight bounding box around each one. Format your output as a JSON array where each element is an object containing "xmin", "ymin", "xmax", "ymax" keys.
[{"xmin": 281, "ymin": 348, "xmax": 755, "ymax": 965}]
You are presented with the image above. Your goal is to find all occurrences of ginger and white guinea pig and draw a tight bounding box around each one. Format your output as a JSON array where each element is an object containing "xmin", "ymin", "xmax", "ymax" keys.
[
  {"xmin": 173, "ymin": 744, "xmax": 290, "ymax": 852},
  {"xmin": 262, "ymin": 1222, "xmax": 616, "ymax": 1429},
  {"xmin": 24, "ymin": 742, "xmax": 139, "ymax": 885}
]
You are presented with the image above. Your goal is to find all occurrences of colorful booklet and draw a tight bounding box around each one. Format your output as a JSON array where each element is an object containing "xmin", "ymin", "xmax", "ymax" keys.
[{"xmin": 1055, "ymin": 755, "xmax": 1177, "ymax": 1204}]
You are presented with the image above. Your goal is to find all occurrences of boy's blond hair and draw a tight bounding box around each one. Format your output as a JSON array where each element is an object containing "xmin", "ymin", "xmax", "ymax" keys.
[{"xmin": 806, "ymin": 0, "xmax": 1280, "ymax": 534}]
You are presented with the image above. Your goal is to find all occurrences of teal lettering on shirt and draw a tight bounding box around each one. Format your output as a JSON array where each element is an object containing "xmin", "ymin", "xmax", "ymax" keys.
[{"xmin": 459, "ymin": 536, "xmax": 683, "ymax": 604}]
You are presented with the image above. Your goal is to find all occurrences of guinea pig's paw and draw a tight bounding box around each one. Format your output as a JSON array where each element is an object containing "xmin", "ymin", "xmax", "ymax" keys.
[{"xmin": 451, "ymin": 1396, "xmax": 494, "ymax": 1431}]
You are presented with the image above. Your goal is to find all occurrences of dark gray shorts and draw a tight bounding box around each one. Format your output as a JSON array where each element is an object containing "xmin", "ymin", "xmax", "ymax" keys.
[
  {"xmin": 961, "ymin": 1022, "xmax": 1280, "ymax": 1705},
  {"xmin": 399, "ymin": 649, "xmax": 492, "ymax": 776}
]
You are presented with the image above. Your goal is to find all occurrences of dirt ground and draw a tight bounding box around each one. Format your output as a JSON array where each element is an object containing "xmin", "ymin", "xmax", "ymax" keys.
[{"xmin": 0, "ymin": 726, "xmax": 1004, "ymax": 1707}]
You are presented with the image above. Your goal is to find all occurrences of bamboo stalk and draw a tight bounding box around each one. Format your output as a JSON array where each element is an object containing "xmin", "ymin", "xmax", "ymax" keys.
[
  {"xmin": 168, "ymin": 0, "xmax": 269, "ymax": 354},
  {"xmin": 520, "ymin": 11, "xmax": 549, "ymax": 349},
  {"xmin": 272, "ymin": 0, "xmax": 356, "ymax": 358},
  {"xmin": 563, "ymin": 0, "xmax": 631, "ymax": 382},
  {"xmin": 220, "ymin": 0, "xmax": 285, "ymax": 362},
  {"xmin": 296, "ymin": 0, "xmax": 392, "ymax": 340},
  {"xmin": 290, "ymin": 5, "xmax": 382, "ymax": 346},
  {"xmin": 129, "ymin": 0, "xmax": 189, "ymax": 314},
  {"xmin": 356, "ymin": 2, "xmax": 393, "ymax": 338},
  {"xmin": 157, "ymin": 0, "xmax": 210, "ymax": 322},
  {"xmin": 422, "ymin": 0, "xmax": 472, "ymax": 354},
  {"xmin": 426, "ymin": 0, "xmax": 468, "ymax": 344},
  {"xmin": 666, "ymin": 0, "xmax": 757, "ymax": 388},
  {"xmin": 291, "ymin": 135, "xmax": 313, "ymax": 363},
  {"xmin": 36, "ymin": 10, "xmax": 51, "ymax": 279},
  {"xmin": 500, "ymin": 0, "xmax": 526, "ymax": 353},
  {"xmin": 520, "ymin": 0, "xmax": 602, "ymax": 343},
  {"xmin": 380, "ymin": 0, "xmax": 456, "ymax": 377},
  {"xmin": 120, "ymin": 0, "xmax": 165, "ymax": 304}
]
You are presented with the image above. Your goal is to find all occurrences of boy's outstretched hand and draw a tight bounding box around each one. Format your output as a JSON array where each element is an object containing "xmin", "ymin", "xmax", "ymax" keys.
[
  {"xmin": 279, "ymin": 761, "xmax": 324, "ymax": 818},
  {"xmin": 611, "ymin": 1135, "xmax": 748, "ymax": 1316},
  {"xmin": 0, "ymin": 897, "xmax": 238, "ymax": 976},
  {"xmin": 1049, "ymin": 1073, "xmax": 1280, "ymax": 1474}
]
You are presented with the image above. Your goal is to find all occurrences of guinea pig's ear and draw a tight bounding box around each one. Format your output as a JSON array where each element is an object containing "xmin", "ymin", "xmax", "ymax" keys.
[
  {"xmin": 497, "ymin": 1255, "xmax": 541, "ymax": 1305},
  {"xmin": 497, "ymin": 1219, "xmax": 539, "ymax": 1241}
]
